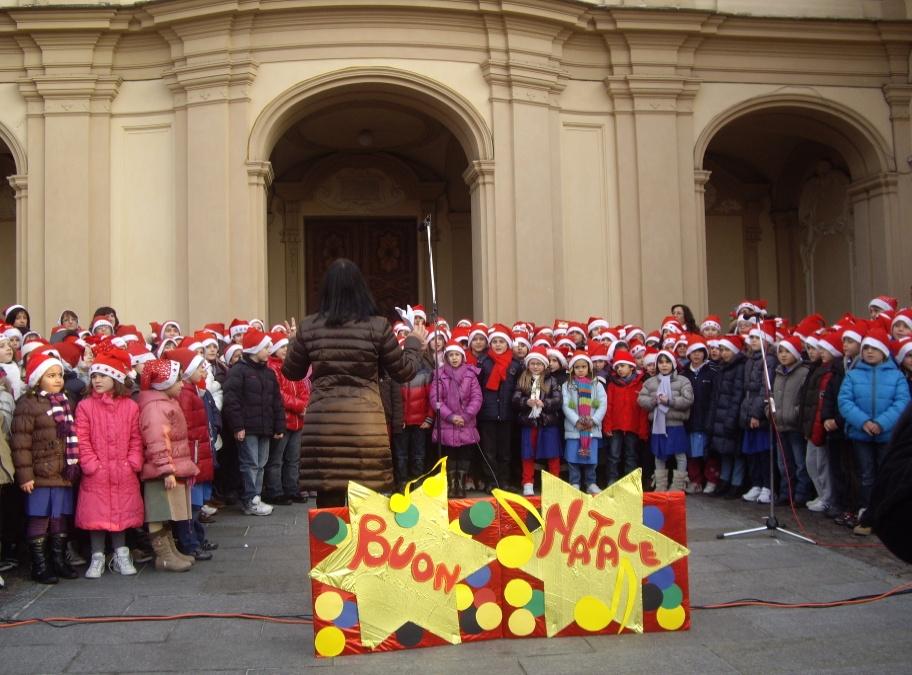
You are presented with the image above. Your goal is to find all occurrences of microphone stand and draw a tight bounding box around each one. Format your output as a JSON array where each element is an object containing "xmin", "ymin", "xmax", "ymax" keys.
[
  {"xmin": 418, "ymin": 213, "xmax": 443, "ymax": 467},
  {"xmin": 717, "ymin": 321, "xmax": 816, "ymax": 544}
]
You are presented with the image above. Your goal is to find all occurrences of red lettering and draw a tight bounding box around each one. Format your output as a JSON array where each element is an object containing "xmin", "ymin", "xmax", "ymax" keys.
[
  {"xmin": 348, "ymin": 514, "xmax": 390, "ymax": 570},
  {"xmin": 618, "ymin": 523, "xmax": 637, "ymax": 553},
  {"xmin": 411, "ymin": 552, "xmax": 434, "ymax": 583},
  {"xmin": 433, "ymin": 562, "xmax": 461, "ymax": 594},
  {"xmin": 639, "ymin": 541, "xmax": 660, "ymax": 567},
  {"xmin": 595, "ymin": 536, "xmax": 619, "ymax": 570},
  {"xmin": 566, "ymin": 534, "xmax": 591, "ymax": 567},
  {"xmin": 586, "ymin": 510, "xmax": 615, "ymax": 548},
  {"xmin": 538, "ymin": 499, "xmax": 582, "ymax": 558},
  {"xmin": 389, "ymin": 536, "xmax": 415, "ymax": 570}
]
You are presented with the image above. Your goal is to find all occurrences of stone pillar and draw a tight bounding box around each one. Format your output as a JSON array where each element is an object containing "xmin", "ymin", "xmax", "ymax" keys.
[
  {"xmin": 882, "ymin": 83, "xmax": 912, "ymax": 303},
  {"xmin": 693, "ymin": 169, "xmax": 712, "ymax": 319},
  {"xmin": 8, "ymin": 175, "xmax": 28, "ymax": 307},
  {"xmin": 463, "ymin": 160, "xmax": 496, "ymax": 321},
  {"xmin": 247, "ymin": 160, "xmax": 274, "ymax": 317},
  {"xmin": 847, "ymin": 173, "xmax": 901, "ymax": 310}
]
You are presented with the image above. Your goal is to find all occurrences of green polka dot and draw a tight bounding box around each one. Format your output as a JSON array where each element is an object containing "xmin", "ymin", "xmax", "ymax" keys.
[
  {"xmin": 468, "ymin": 501, "xmax": 495, "ymax": 529},
  {"xmin": 524, "ymin": 589, "xmax": 545, "ymax": 617},
  {"xmin": 661, "ymin": 583, "xmax": 683, "ymax": 610},
  {"xmin": 395, "ymin": 504, "xmax": 420, "ymax": 529},
  {"xmin": 326, "ymin": 518, "xmax": 348, "ymax": 546}
]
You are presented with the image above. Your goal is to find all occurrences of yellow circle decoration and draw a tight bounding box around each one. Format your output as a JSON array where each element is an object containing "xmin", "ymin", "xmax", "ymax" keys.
[
  {"xmin": 495, "ymin": 535, "xmax": 533, "ymax": 569},
  {"xmin": 454, "ymin": 583, "xmax": 474, "ymax": 611},
  {"xmin": 388, "ymin": 492, "xmax": 409, "ymax": 514},
  {"xmin": 656, "ymin": 605, "xmax": 686, "ymax": 631},
  {"xmin": 314, "ymin": 591, "xmax": 344, "ymax": 622},
  {"xmin": 422, "ymin": 475, "xmax": 445, "ymax": 497},
  {"xmin": 314, "ymin": 625, "xmax": 346, "ymax": 657},
  {"xmin": 508, "ymin": 608, "xmax": 536, "ymax": 636},
  {"xmin": 574, "ymin": 595, "xmax": 611, "ymax": 632},
  {"xmin": 503, "ymin": 578, "xmax": 533, "ymax": 608},
  {"xmin": 476, "ymin": 602, "xmax": 503, "ymax": 631},
  {"xmin": 448, "ymin": 518, "xmax": 471, "ymax": 538}
]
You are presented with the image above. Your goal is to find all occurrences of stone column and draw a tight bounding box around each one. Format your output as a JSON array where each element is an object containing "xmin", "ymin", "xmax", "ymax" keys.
[
  {"xmin": 7, "ymin": 175, "xmax": 28, "ymax": 308},
  {"xmin": 693, "ymin": 169, "xmax": 712, "ymax": 319},
  {"xmin": 882, "ymin": 83, "xmax": 912, "ymax": 302},
  {"xmin": 463, "ymin": 159, "xmax": 496, "ymax": 321}
]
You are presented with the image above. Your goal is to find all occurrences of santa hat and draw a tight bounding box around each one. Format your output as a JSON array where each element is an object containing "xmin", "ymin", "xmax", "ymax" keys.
[
  {"xmin": 268, "ymin": 331, "xmax": 289, "ymax": 355},
  {"xmin": 718, "ymin": 334, "xmax": 744, "ymax": 354},
  {"xmin": 524, "ymin": 346, "xmax": 549, "ymax": 367},
  {"xmin": 427, "ymin": 327, "xmax": 450, "ymax": 344},
  {"xmin": 588, "ymin": 341, "xmax": 609, "ymax": 362},
  {"xmin": 468, "ymin": 323, "xmax": 488, "ymax": 343},
  {"xmin": 793, "ymin": 314, "xmax": 827, "ymax": 341},
  {"xmin": 777, "ymin": 335, "xmax": 804, "ymax": 362},
  {"xmin": 552, "ymin": 320, "xmax": 570, "ymax": 337},
  {"xmin": 534, "ymin": 327, "xmax": 554, "ymax": 339},
  {"xmin": 436, "ymin": 318, "xmax": 450, "ymax": 332},
  {"xmin": 568, "ymin": 350, "xmax": 592, "ymax": 370},
  {"xmin": 21, "ymin": 336, "xmax": 50, "ymax": 359},
  {"xmin": 163, "ymin": 347, "xmax": 205, "ymax": 380},
  {"xmin": 645, "ymin": 331, "xmax": 661, "ymax": 347},
  {"xmin": 223, "ymin": 343, "xmax": 243, "ymax": 364},
  {"xmin": 247, "ymin": 319, "xmax": 264, "ymax": 332},
  {"xmin": 532, "ymin": 336, "xmax": 551, "ymax": 349},
  {"xmin": 55, "ymin": 340, "xmax": 83, "ymax": 369},
  {"xmin": 90, "ymin": 315, "xmax": 114, "ymax": 334},
  {"xmin": 2, "ymin": 324, "xmax": 21, "ymax": 340},
  {"xmin": 662, "ymin": 336, "xmax": 677, "ymax": 350},
  {"xmin": 242, "ymin": 328, "xmax": 272, "ymax": 354},
  {"xmin": 451, "ymin": 326, "xmax": 470, "ymax": 345},
  {"xmin": 861, "ymin": 327, "xmax": 892, "ymax": 358},
  {"xmin": 512, "ymin": 332, "xmax": 531, "ymax": 350},
  {"xmin": 393, "ymin": 321, "xmax": 410, "ymax": 335},
  {"xmin": 629, "ymin": 341, "xmax": 646, "ymax": 358},
  {"xmin": 748, "ymin": 319, "xmax": 777, "ymax": 344},
  {"xmin": 700, "ymin": 315, "xmax": 722, "ymax": 332},
  {"xmin": 685, "ymin": 334, "xmax": 707, "ymax": 357},
  {"xmin": 626, "ymin": 326, "xmax": 646, "ymax": 343},
  {"xmin": 487, "ymin": 324, "xmax": 513, "ymax": 347},
  {"xmin": 270, "ymin": 324, "xmax": 289, "ymax": 335},
  {"xmin": 869, "ymin": 295, "xmax": 899, "ymax": 313},
  {"xmin": 193, "ymin": 330, "xmax": 219, "ymax": 350},
  {"xmin": 443, "ymin": 339, "xmax": 465, "ymax": 359},
  {"xmin": 566, "ymin": 322, "xmax": 587, "ymax": 339},
  {"xmin": 660, "ymin": 317, "xmax": 682, "ymax": 334},
  {"xmin": 587, "ymin": 316, "xmax": 610, "ymax": 335},
  {"xmin": 179, "ymin": 335, "xmax": 203, "ymax": 352},
  {"xmin": 3, "ymin": 304, "xmax": 26, "ymax": 320},
  {"xmin": 140, "ymin": 358, "xmax": 181, "ymax": 391},
  {"xmin": 894, "ymin": 337, "xmax": 912, "ymax": 363},
  {"xmin": 596, "ymin": 328, "xmax": 619, "ymax": 344},
  {"xmin": 841, "ymin": 319, "xmax": 869, "ymax": 345},
  {"xmin": 204, "ymin": 323, "xmax": 228, "ymax": 342},
  {"xmin": 115, "ymin": 326, "xmax": 142, "ymax": 344},
  {"xmin": 156, "ymin": 339, "xmax": 178, "ymax": 358},
  {"xmin": 157, "ymin": 320, "xmax": 181, "ymax": 342},
  {"xmin": 891, "ymin": 309, "xmax": 912, "ymax": 332},
  {"xmin": 643, "ymin": 347, "xmax": 659, "ymax": 366},
  {"xmin": 25, "ymin": 351, "xmax": 64, "ymax": 388},
  {"xmin": 656, "ymin": 349, "xmax": 676, "ymax": 365},
  {"xmin": 412, "ymin": 305, "xmax": 427, "ymax": 321},
  {"xmin": 126, "ymin": 341, "xmax": 155, "ymax": 366},
  {"xmin": 555, "ymin": 337, "xmax": 577, "ymax": 353},
  {"xmin": 818, "ymin": 332, "xmax": 844, "ymax": 358},
  {"xmin": 612, "ymin": 349, "xmax": 636, "ymax": 370},
  {"xmin": 455, "ymin": 319, "xmax": 472, "ymax": 329},
  {"xmin": 546, "ymin": 347, "xmax": 568, "ymax": 369},
  {"xmin": 90, "ymin": 348, "xmax": 131, "ymax": 383},
  {"xmin": 735, "ymin": 299, "xmax": 760, "ymax": 318},
  {"xmin": 228, "ymin": 319, "xmax": 250, "ymax": 339}
]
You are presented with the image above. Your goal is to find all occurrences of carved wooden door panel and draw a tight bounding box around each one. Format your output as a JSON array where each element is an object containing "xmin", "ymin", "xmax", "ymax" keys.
[{"xmin": 305, "ymin": 219, "xmax": 418, "ymax": 323}]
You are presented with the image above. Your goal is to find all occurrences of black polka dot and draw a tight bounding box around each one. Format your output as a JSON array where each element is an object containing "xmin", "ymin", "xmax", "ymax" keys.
[
  {"xmin": 395, "ymin": 621, "xmax": 425, "ymax": 647},
  {"xmin": 642, "ymin": 583, "xmax": 663, "ymax": 612},
  {"xmin": 459, "ymin": 606, "xmax": 483, "ymax": 635},
  {"xmin": 311, "ymin": 512, "xmax": 340, "ymax": 542},
  {"xmin": 459, "ymin": 508, "xmax": 483, "ymax": 536}
]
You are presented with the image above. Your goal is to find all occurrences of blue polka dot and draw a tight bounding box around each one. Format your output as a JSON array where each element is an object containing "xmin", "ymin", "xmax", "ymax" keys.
[
  {"xmin": 643, "ymin": 505, "xmax": 664, "ymax": 531},
  {"xmin": 648, "ymin": 566, "xmax": 675, "ymax": 590},
  {"xmin": 334, "ymin": 601, "xmax": 359, "ymax": 629},
  {"xmin": 465, "ymin": 565, "xmax": 492, "ymax": 589}
]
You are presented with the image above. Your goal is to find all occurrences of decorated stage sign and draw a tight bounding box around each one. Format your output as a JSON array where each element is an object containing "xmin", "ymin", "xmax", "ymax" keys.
[{"xmin": 308, "ymin": 463, "xmax": 690, "ymax": 657}]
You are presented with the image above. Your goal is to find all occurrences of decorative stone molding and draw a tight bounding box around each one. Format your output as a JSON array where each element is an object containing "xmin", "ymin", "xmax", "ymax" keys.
[
  {"xmin": 462, "ymin": 160, "xmax": 495, "ymax": 192},
  {"xmin": 481, "ymin": 59, "xmax": 568, "ymax": 107},
  {"xmin": 246, "ymin": 160, "xmax": 274, "ymax": 188},
  {"xmin": 313, "ymin": 167, "xmax": 406, "ymax": 213},
  {"xmin": 164, "ymin": 58, "xmax": 259, "ymax": 107}
]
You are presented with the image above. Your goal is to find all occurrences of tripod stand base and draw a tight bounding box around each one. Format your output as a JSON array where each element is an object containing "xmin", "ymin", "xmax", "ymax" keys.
[{"xmin": 717, "ymin": 516, "xmax": 816, "ymax": 544}]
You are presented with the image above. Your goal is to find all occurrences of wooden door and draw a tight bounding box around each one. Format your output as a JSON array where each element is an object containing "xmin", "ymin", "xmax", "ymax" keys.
[{"xmin": 304, "ymin": 218, "xmax": 418, "ymax": 322}]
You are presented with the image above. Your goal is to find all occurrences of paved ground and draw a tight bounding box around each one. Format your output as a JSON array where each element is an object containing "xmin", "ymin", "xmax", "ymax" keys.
[{"xmin": 0, "ymin": 491, "xmax": 910, "ymax": 674}]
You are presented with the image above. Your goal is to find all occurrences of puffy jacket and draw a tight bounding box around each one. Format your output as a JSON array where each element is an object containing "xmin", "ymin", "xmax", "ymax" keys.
[
  {"xmin": 74, "ymin": 393, "xmax": 145, "ymax": 531},
  {"xmin": 222, "ymin": 356, "xmax": 286, "ymax": 437},
  {"xmin": 740, "ymin": 350, "xmax": 777, "ymax": 427},
  {"xmin": 400, "ymin": 356, "xmax": 434, "ymax": 427},
  {"xmin": 476, "ymin": 353, "xmax": 521, "ymax": 422},
  {"xmin": 707, "ymin": 353, "xmax": 745, "ymax": 455},
  {"xmin": 380, "ymin": 371, "xmax": 404, "ymax": 432},
  {"xmin": 638, "ymin": 372, "xmax": 694, "ymax": 426},
  {"xmin": 512, "ymin": 374, "xmax": 562, "ymax": 428},
  {"xmin": 604, "ymin": 372, "xmax": 649, "ymax": 439},
  {"xmin": 268, "ymin": 356, "xmax": 310, "ymax": 432},
  {"xmin": 562, "ymin": 378, "xmax": 608, "ymax": 439},
  {"xmin": 137, "ymin": 389, "xmax": 200, "ymax": 480},
  {"xmin": 0, "ymin": 385, "xmax": 14, "ymax": 485},
  {"xmin": 800, "ymin": 360, "xmax": 826, "ymax": 439},
  {"xmin": 682, "ymin": 362, "xmax": 717, "ymax": 433},
  {"xmin": 838, "ymin": 357, "xmax": 911, "ymax": 443},
  {"xmin": 772, "ymin": 362, "xmax": 810, "ymax": 432},
  {"xmin": 430, "ymin": 363, "xmax": 483, "ymax": 447},
  {"xmin": 177, "ymin": 382, "xmax": 214, "ymax": 483},
  {"xmin": 11, "ymin": 392, "xmax": 72, "ymax": 488},
  {"xmin": 821, "ymin": 357, "xmax": 847, "ymax": 439}
]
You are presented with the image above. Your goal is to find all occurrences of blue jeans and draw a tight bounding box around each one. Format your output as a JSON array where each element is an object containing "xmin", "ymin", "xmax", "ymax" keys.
[
  {"xmin": 239, "ymin": 434, "xmax": 270, "ymax": 503},
  {"xmin": 852, "ymin": 440, "xmax": 888, "ymax": 511},
  {"xmin": 608, "ymin": 431, "xmax": 639, "ymax": 485},
  {"xmin": 719, "ymin": 453, "xmax": 745, "ymax": 487},
  {"xmin": 777, "ymin": 431, "xmax": 812, "ymax": 501},
  {"xmin": 568, "ymin": 462, "xmax": 596, "ymax": 488},
  {"xmin": 174, "ymin": 514, "xmax": 201, "ymax": 554},
  {"xmin": 264, "ymin": 429, "xmax": 302, "ymax": 499}
]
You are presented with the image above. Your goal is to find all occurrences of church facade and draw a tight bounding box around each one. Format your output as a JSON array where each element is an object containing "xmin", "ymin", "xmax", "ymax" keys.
[{"xmin": 0, "ymin": 0, "xmax": 910, "ymax": 332}]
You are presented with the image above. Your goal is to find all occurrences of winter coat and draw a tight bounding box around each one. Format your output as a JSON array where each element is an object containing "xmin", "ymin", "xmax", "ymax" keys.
[
  {"xmin": 400, "ymin": 356, "xmax": 434, "ymax": 427},
  {"xmin": 205, "ymin": 366, "xmax": 223, "ymax": 411},
  {"xmin": 638, "ymin": 372, "xmax": 694, "ymax": 426},
  {"xmin": 63, "ymin": 370, "xmax": 86, "ymax": 410},
  {"xmin": 682, "ymin": 362, "xmax": 717, "ymax": 433},
  {"xmin": 800, "ymin": 360, "xmax": 826, "ymax": 439},
  {"xmin": 512, "ymin": 374, "xmax": 562, "ymax": 428},
  {"xmin": 430, "ymin": 363, "xmax": 483, "ymax": 447},
  {"xmin": 281, "ymin": 314, "xmax": 425, "ymax": 494},
  {"xmin": 772, "ymin": 362, "xmax": 810, "ymax": 432},
  {"xmin": 11, "ymin": 392, "xmax": 72, "ymax": 488},
  {"xmin": 222, "ymin": 356, "xmax": 286, "ymax": 437},
  {"xmin": 821, "ymin": 358, "xmax": 847, "ymax": 439},
  {"xmin": 476, "ymin": 353, "xmax": 522, "ymax": 422},
  {"xmin": 380, "ymin": 371, "xmax": 404, "ymax": 432},
  {"xmin": 0, "ymin": 385, "xmax": 14, "ymax": 485},
  {"xmin": 74, "ymin": 393, "xmax": 145, "ymax": 531},
  {"xmin": 209, "ymin": 358, "xmax": 229, "ymax": 386},
  {"xmin": 562, "ymin": 378, "xmax": 608, "ymax": 439},
  {"xmin": 137, "ymin": 389, "xmax": 200, "ymax": 481},
  {"xmin": 176, "ymin": 382, "xmax": 214, "ymax": 483},
  {"xmin": 739, "ymin": 350, "xmax": 778, "ymax": 427},
  {"xmin": 707, "ymin": 353, "xmax": 745, "ymax": 455},
  {"xmin": 1, "ymin": 362, "xmax": 24, "ymax": 400},
  {"xmin": 268, "ymin": 357, "xmax": 310, "ymax": 432},
  {"xmin": 838, "ymin": 357, "xmax": 911, "ymax": 443},
  {"xmin": 604, "ymin": 372, "xmax": 649, "ymax": 439}
]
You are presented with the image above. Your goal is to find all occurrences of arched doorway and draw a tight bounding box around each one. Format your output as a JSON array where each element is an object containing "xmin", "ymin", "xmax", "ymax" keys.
[
  {"xmin": 248, "ymin": 68, "xmax": 494, "ymax": 325},
  {"xmin": 695, "ymin": 97, "xmax": 894, "ymax": 321},
  {"xmin": 0, "ymin": 145, "xmax": 15, "ymax": 310}
]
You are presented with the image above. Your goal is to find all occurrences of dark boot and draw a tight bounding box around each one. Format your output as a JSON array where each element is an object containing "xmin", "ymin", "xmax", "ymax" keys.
[
  {"xmin": 48, "ymin": 534, "xmax": 79, "ymax": 579},
  {"xmin": 455, "ymin": 471, "xmax": 467, "ymax": 499},
  {"xmin": 28, "ymin": 536, "xmax": 58, "ymax": 585},
  {"xmin": 710, "ymin": 480, "xmax": 730, "ymax": 498},
  {"xmin": 447, "ymin": 471, "xmax": 456, "ymax": 498}
]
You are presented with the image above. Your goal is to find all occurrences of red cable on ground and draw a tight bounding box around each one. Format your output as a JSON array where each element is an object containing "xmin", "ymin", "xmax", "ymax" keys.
[
  {"xmin": 0, "ymin": 612, "xmax": 313, "ymax": 630},
  {"xmin": 695, "ymin": 581, "xmax": 912, "ymax": 610}
]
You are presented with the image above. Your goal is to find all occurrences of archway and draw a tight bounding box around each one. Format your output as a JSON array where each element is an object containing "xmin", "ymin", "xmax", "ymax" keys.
[
  {"xmin": 0, "ymin": 124, "xmax": 25, "ymax": 311},
  {"xmin": 695, "ymin": 97, "xmax": 894, "ymax": 321},
  {"xmin": 248, "ymin": 68, "xmax": 494, "ymax": 324}
]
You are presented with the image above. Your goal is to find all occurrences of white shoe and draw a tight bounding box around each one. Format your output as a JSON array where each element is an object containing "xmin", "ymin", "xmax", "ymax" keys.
[
  {"xmin": 200, "ymin": 504, "xmax": 218, "ymax": 516},
  {"xmin": 85, "ymin": 552, "xmax": 106, "ymax": 579},
  {"xmin": 702, "ymin": 482, "xmax": 717, "ymax": 495},
  {"xmin": 757, "ymin": 487, "xmax": 771, "ymax": 504},
  {"xmin": 741, "ymin": 486, "xmax": 762, "ymax": 502},
  {"xmin": 522, "ymin": 483, "xmax": 534, "ymax": 497},
  {"xmin": 684, "ymin": 481, "xmax": 703, "ymax": 494},
  {"xmin": 111, "ymin": 547, "xmax": 137, "ymax": 575},
  {"xmin": 244, "ymin": 495, "xmax": 273, "ymax": 516},
  {"xmin": 587, "ymin": 483, "xmax": 601, "ymax": 495},
  {"xmin": 807, "ymin": 499, "xmax": 829, "ymax": 513},
  {"xmin": 571, "ymin": 484, "xmax": 580, "ymax": 491}
]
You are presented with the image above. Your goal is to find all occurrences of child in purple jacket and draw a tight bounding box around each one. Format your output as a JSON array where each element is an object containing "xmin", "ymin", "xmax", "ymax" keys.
[{"xmin": 430, "ymin": 340, "xmax": 482, "ymax": 498}]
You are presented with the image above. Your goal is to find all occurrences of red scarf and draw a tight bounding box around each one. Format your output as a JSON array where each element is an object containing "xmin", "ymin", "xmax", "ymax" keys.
[{"xmin": 485, "ymin": 348, "xmax": 513, "ymax": 392}]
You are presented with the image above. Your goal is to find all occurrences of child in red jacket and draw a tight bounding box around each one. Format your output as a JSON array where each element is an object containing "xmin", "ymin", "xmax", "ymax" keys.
[
  {"xmin": 603, "ymin": 349, "xmax": 648, "ymax": 486},
  {"xmin": 266, "ymin": 333, "xmax": 310, "ymax": 504}
]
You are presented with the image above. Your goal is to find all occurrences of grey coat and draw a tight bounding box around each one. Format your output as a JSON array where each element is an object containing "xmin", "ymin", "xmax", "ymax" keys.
[
  {"xmin": 772, "ymin": 362, "xmax": 810, "ymax": 432},
  {"xmin": 638, "ymin": 372, "xmax": 694, "ymax": 426}
]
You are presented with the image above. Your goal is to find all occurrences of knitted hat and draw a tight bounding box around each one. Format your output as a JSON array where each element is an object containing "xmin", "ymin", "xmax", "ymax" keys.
[
  {"xmin": 268, "ymin": 331, "xmax": 289, "ymax": 355},
  {"xmin": 242, "ymin": 328, "xmax": 272, "ymax": 354},
  {"xmin": 487, "ymin": 323, "xmax": 513, "ymax": 347},
  {"xmin": 26, "ymin": 351, "xmax": 64, "ymax": 388},
  {"xmin": 224, "ymin": 343, "xmax": 243, "ymax": 364},
  {"xmin": 546, "ymin": 347, "xmax": 568, "ymax": 369},
  {"xmin": 524, "ymin": 346, "xmax": 549, "ymax": 367},
  {"xmin": 861, "ymin": 327, "xmax": 892, "ymax": 358},
  {"xmin": 90, "ymin": 348, "xmax": 131, "ymax": 383},
  {"xmin": 228, "ymin": 319, "xmax": 250, "ymax": 339},
  {"xmin": 700, "ymin": 315, "xmax": 722, "ymax": 332},
  {"xmin": 778, "ymin": 335, "xmax": 803, "ymax": 362},
  {"xmin": 894, "ymin": 337, "xmax": 912, "ymax": 363},
  {"xmin": 612, "ymin": 349, "xmax": 636, "ymax": 370},
  {"xmin": 444, "ymin": 339, "xmax": 465, "ymax": 359},
  {"xmin": 140, "ymin": 358, "xmax": 181, "ymax": 391},
  {"xmin": 869, "ymin": 295, "xmax": 898, "ymax": 313},
  {"xmin": 163, "ymin": 347, "xmax": 205, "ymax": 380},
  {"xmin": 685, "ymin": 334, "xmax": 708, "ymax": 357},
  {"xmin": 718, "ymin": 334, "xmax": 744, "ymax": 353}
]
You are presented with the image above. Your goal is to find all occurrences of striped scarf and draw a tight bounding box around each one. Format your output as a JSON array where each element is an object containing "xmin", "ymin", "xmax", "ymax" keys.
[
  {"xmin": 576, "ymin": 377, "xmax": 592, "ymax": 456},
  {"xmin": 40, "ymin": 390, "xmax": 79, "ymax": 478}
]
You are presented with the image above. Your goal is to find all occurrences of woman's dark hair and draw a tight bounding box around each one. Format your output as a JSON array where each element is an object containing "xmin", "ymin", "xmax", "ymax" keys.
[
  {"xmin": 671, "ymin": 304, "xmax": 698, "ymax": 333},
  {"xmin": 318, "ymin": 259, "xmax": 379, "ymax": 327},
  {"xmin": 5, "ymin": 307, "xmax": 30, "ymax": 331},
  {"xmin": 93, "ymin": 306, "xmax": 120, "ymax": 329}
]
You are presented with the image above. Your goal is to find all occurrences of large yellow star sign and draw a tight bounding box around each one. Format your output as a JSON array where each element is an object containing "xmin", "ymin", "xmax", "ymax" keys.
[
  {"xmin": 310, "ymin": 471, "xmax": 496, "ymax": 648},
  {"xmin": 494, "ymin": 469, "xmax": 689, "ymax": 636}
]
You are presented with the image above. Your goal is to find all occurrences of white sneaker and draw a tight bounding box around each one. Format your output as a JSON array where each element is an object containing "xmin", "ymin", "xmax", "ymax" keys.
[
  {"xmin": 244, "ymin": 495, "xmax": 273, "ymax": 516},
  {"xmin": 111, "ymin": 547, "xmax": 137, "ymax": 575},
  {"xmin": 200, "ymin": 504, "xmax": 218, "ymax": 516},
  {"xmin": 702, "ymin": 482, "xmax": 717, "ymax": 495},
  {"xmin": 587, "ymin": 483, "xmax": 601, "ymax": 495},
  {"xmin": 741, "ymin": 486, "xmax": 762, "ymax": 502},
  {"xmin": 757, "ymin": 487, "xmax": 772, "ymax": 504},
  {"xmin": 85, "ymin": 552, "xmax": 106, "ymax": 579},
  {"xmin": 571, "ymin": 484, "xmax": 580, "ymax": 491},
  {"xmin": 807, "ymin": 499, "xmax": 829, "ymax": 513},
  {"xmin": 522, "ymin": 483, "xmax": 534, "ymax": 497}
]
